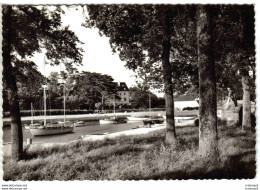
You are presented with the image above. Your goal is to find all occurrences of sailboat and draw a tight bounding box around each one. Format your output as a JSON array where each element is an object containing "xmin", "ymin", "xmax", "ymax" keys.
[
  {"xmin": 29, "ymin": 84, "xmax": 74, "ymax": 136},
  {"xmin": 142, "ymin": 95, "xmax": 164, "ymax": 125},
  {"xmin": 99, "ymin": 94, "xmax": 124, "ymax": 124}
]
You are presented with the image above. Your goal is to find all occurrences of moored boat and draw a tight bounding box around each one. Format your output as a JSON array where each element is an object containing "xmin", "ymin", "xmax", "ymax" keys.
[
  {"xmin": 73, "ymin": 120, "xmax": 87, "ymax": 127},
  {"xmin": 30, "ymin": 123, "xmax": 74, "ymax": 136},
  {"xmin": 29, "ymin": 81, "xmax": 75, "ymax": 136},
  {"xmin": 163, "ymin": 115, "xmax": 199, "ymax": 127},
  {"xmin": 99, "ymin": 95, "xmax": 125, "ymax": 125},
  {"xmin": 142, "ymin": 95, "xmax": 165, "ymax": 126},
  {"xmin": 127, "ymin": 116, "xmax": 150, "ymax": 122},
  {"xmin": 99, "ymin": 117, "xmax": 117, "ymax": 124},
  {"xmin": 24, "ymin": 124, "xmax": 31, "ymax": 130},
  {"xmin": 163, "ymin": 115, "xmax": 197, "ymax": 121},
  {"xmin": 143, "ymin": 118, "xmax": 164, "ymax": 125}
]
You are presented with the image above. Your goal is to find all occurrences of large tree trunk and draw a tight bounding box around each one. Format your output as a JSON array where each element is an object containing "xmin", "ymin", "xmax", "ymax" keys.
[
  {"xmin": 2, "ymin": 6, "xmax": 23, "ymax": 160},
  {"xmin": 196, "ymin": 5, "xmax": 219, "ymax": 159},
  {"xmin": 162, "ymin": 8, "xmax": 177, "ymax": 144},
  {"xmin": 242, "ymin": 75, "xmax": 251, "ymax": 130}
]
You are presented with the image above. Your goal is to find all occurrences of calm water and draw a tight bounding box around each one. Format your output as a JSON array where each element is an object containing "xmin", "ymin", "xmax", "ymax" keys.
[{"xmin": 3, "ymin": 120, "xmax": 144, "ymax": 144}]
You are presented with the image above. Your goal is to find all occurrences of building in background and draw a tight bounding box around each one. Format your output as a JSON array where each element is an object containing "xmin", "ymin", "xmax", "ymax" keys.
[
  {"xmin": 117, "ymin": 82, "xmax": 131, "ymax": 106},
  {"xmin": 174, "ymin": 95, "xmax": 199, "ymax": 111}
]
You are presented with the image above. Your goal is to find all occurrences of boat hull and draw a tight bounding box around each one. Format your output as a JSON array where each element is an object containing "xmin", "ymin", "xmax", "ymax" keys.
[
  {"xmin": 143, "ymin": 118, "xmax": 164, "ymax": 125},
  {"xmin": 74, "ymin": 123, "xmax": 86, "ymax": 127},
  {"xmin": 99, "ymin": 119, "xmax": 117, "ymax": 124},
  {"xmin": 127, "ymin": 116, "xmax": 149, "ymax": 121},
  {"xmin": 30, "ymin": 127, "xmax": 74, "ymax": 136},
  {"xmin": 99, "ymin": 117, "xmax": 126, "ymax": 124},
  {"xmin": 74, "ymin": 121, "xmax": 87, "ymax": 127},
  {"xmin": 163, "ymin": 116, "xmax": 196, "ymax": 120},
  {"xmin": 24, "ymin": 125, "xmax": 30, "ymax": 130}
]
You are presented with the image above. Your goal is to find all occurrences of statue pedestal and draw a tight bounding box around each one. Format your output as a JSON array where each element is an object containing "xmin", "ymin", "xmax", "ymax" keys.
[{"xmin": 222, "ymin": 105, "xmax": 242, "ymax": 125}]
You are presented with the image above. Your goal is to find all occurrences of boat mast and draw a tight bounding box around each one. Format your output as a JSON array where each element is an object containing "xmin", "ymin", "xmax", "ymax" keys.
[
  {"xmin": 43, "ymin": 85, "xmax": 47, "ymax": 126},
  {"xmin": 113, "ymin": 94, "xmax": 115, "ymax": 116},
  {"xmin": 63, "ymin": 84, "xmax": 66, "ymax": 124},
  {"xmin": 102, "ymin": 95, "xmax": 104, "ymax": 113},
  {"xmin": 43, "ymin": 56, "xmax": 47, "ymax": 126},
  {"xmin": 31, "ymin": 103, "xmax": 33, "ymax": 124},
  {"xmin": 149, "ymin": 94, "xmax": 151, "ymax": 118}
]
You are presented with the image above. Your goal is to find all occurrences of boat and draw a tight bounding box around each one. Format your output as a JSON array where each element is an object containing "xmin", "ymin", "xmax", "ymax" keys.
[
  {"xmin": 163, "ymin": 115, "xmax": 199, "ymax": 127},
  {"xmin": 29, "ymin": 81, "xmax": 74, "ymax": 136},
  {"xmin": 143, "ymin": 118, "xmax": 165, "ymax": 125},
  {"xmin": 127, "ymin": 116, "xmax": 150, "ymax": 122},
  {"xmin": 99, "ymin": 117, "xmax": 117, "ymax": 124},
  {"xmin": 24, "ymin": 124, "xmax": 31, "ymax": 130},
  {"xmin": 73, "ymin": 120, "xmax": 87, "ymax": 127},
  {"xmin": 100, "ymin": 95, "xmax": 119, "ymax": 125},
  {"xmin": 163, "ymin": 116, "xmax": 196, "ymax": 120},
  {"xmin": 30, "ymin": 122, "xmax": 74, "ymax": 136},
  {"xmin": 142, "ymin": 95, "xmax": 165, "ymax": 126},
  {"xmin": 100, "ymin": 117, "xmax": 127, "ymax": 124}
]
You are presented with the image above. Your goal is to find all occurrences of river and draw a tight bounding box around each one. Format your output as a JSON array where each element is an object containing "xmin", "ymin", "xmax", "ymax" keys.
[{"xmin": 2, "ymin": 120, "xmax": 144, "ymax": 144}]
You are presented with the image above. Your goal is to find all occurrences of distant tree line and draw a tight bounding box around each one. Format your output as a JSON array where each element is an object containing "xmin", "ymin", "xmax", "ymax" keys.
[{"xmin": 3, "ymin": 70, "xmax": 165, "ymax": 114}]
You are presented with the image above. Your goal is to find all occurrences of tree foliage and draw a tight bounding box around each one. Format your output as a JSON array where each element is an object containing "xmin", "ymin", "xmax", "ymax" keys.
[
  {"xmin": 65, "ymin": 71, "xmax": 118, "ymax": 110},
  {"xmin": 213, "ymin": 5, "xmax": 255, "ymax": 102},
  {"xmin": 3, "ymin": 5, "xmax": 85, "ymax": 111},
  {"xmin": 7, "ymin": 5, "xmax": 83, "ymax": 65},
  {"xmin": 2, "ymin": 5, "xmax": 84, "ymax": 160},
  {"xmin": 129, "ymin": 87, "xmax": 164, "ymax": 109},
  {"xmin": 85, "ymin": 5, "xmax": 197, "ymax": 94},
  {"xmin": 85, "ymin": 4, "xmax": 186, "ymax": 144}
]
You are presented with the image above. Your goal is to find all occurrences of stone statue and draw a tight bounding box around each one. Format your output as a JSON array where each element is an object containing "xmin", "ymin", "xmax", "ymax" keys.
[{"xmin": 223, "ymin": 88, "xmax": 235, "ymax": 110}]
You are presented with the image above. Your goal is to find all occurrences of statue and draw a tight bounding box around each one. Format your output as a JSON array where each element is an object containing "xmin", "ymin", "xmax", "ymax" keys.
[{"xmin": 223, "ymin": 88, "xmax": 235, "ymax": 110}]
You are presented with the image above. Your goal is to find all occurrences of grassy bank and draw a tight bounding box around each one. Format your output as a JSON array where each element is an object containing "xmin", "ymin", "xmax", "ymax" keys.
[{"xmin": 3, "ymin": 124, "xmax": 255, "ymax": 180}]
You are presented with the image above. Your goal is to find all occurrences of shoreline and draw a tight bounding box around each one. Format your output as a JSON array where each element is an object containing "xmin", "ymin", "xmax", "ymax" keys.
[
  {"xmin": 2, "ymin": 111, "xmax": 165, "ymax": 126},
  {"xmin": 2, "ymin": 110, "xmax": 198, "ymax": 126},
  {"xmin": 3, "ymin": 123, "xmax": 166, "ymax": 157}
]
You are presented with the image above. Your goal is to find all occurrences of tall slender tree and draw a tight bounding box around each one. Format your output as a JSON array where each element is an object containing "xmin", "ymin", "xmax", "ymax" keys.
[
  {"xmin": 239, "ymin": 6, "xmax": 255, "ymax": 130},
  {"xmin": 2, "ymin": 5, "xmax": 83, "ymax": 160},
  {"xmin": 85, "ymin": 5, "xmax": 188, "ymax": 144},
  {"xmin": 161, "ymin": 7, "xmax": 176, "ymax": 144},
  {"xmin": 196, "ymin": 5, "xmax": 219, "ymax": 160},
  {"xmin": 2, "ymin": 6, "xmax": 23, "ymax": 160}
]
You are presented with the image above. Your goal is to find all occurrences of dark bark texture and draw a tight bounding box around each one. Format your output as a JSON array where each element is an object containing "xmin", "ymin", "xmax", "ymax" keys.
[
  {"xmin": 162, "ymin": 8, "xmax": 177, "ymax": 144},
  {"xmin": 196, "ymin": 5, "xmax": 219, "ymax": 159},
  {"xmin": 242, "ymin": 75, "xmax": 251, "ymax": 130},
  {"xmin": 2, "ymin": 6, "xmax": 23, "ymax": 160}
]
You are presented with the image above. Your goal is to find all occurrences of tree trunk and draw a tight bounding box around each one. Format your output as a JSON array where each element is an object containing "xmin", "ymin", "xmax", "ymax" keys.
[
  {"xmin": 242, "ymin": 75, "xmax": 251, "ymax": 130},
  {"xmin": 162, "ymin": 8, "xmax": 177, "ymax": 145},
  {"xmin": 196, "ymin": 5, "xmax": 219, "ymax": 159},
  {"xmin": 2, "ymin": 6, "xmax": 23, "ymax": 160}
]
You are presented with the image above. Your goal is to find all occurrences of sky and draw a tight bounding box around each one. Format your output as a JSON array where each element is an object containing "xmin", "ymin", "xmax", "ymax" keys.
[{"xmin": 32, "ymin": 6, "xmax": 137, "ymax": 88}]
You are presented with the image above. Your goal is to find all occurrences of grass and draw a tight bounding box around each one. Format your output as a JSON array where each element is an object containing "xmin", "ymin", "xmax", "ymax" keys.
[{"xmin": 3, "ymin": 124, "xmax": 256, "ymax": 180}]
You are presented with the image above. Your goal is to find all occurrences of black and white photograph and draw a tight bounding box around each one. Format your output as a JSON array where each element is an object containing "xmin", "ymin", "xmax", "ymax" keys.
[{"xmin": 0, "ymin": 1, "xmax": 259, "ymax": 189}]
